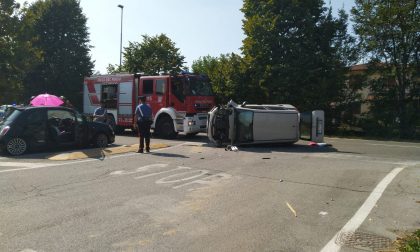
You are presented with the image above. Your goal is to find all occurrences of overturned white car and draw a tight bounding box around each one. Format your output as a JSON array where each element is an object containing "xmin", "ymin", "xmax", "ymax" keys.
[{"xmin": 207, "ymin": 101, "xmax": 324, "ymax": 147}]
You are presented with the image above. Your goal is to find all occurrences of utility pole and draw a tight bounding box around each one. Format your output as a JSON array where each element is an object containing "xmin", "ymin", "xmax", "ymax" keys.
[{"xmin": 117, "ymin": 4, "xmax": 124, "ymax": 68}]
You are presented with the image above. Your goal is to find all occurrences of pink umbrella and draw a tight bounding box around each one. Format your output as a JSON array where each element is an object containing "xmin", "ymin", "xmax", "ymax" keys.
[{"xmin": 30, "ymin": 93, "xmax": 64, "ymax": 106}]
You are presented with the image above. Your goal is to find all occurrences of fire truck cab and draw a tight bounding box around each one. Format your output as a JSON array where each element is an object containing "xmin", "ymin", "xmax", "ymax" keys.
[{"xmin": 83, "ymin": 73, "xmax": 215, "ymax": 138}]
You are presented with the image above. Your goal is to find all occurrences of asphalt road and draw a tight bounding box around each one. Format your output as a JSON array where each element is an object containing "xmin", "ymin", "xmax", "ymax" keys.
[{"xmin": 0, "ymin": 134, "xmax": 419, "ymax": 252}]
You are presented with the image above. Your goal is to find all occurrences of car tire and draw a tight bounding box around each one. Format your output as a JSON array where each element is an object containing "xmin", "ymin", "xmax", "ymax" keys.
[
  {"xmin": 95, "ymin": 133, "xmax": 108, "ymax": 148},
  {"xmin": 156, "ymin": 116, "xmax": 177, "ymax": 139},
  {"xmin": 6, "ymin": 137, "xmax": 27, "ymax": 156}
]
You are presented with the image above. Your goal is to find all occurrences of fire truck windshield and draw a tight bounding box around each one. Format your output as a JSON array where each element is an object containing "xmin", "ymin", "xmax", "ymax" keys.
[{"xmin": 185, "ymin": 76, "xmax": 213, "ymax": 96}]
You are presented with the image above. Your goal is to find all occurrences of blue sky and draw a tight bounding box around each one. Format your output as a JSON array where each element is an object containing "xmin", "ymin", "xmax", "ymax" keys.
[{"xmin": 17, "ymin": 0, "xmax": 355, "ymax": 74}]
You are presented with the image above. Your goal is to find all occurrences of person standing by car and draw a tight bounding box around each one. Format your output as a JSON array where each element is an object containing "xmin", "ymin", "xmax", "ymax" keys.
[
  {"xmin": 93, "ymin": 100, "xmax": 108, "ymax": 123},
  {"xmin": 134, "ymin": 96, "xmax": 152, "ymax": 153},
  {"xmin": 60, "ymin": 96, "xmax": 74, "ymax": 108}
]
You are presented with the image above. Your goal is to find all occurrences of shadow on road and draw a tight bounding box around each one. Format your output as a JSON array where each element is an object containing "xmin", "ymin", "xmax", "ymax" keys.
[
  {"xmin": 214, "ymin": 143, "xmax": 364, "ymax": 155},
  {"xmin": 0, "ymin": 143, "xmax": 125, "ymax": 160},
  {"xmin": 150, "ymin": 152, "xmax": 189, "ymax": 158}
]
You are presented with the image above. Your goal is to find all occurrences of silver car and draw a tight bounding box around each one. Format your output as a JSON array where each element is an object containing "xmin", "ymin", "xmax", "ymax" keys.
[{"xmin": 207, "ymin": 101, "xmax": 324, "ymax": 147}]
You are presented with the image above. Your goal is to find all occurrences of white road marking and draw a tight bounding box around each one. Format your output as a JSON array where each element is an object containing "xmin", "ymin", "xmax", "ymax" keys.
[
  {"xmin": 173, "ymin": 172, "xmax": 232, "ymax": 189},
  {"xmin": 134, "ymin": 166, "xmax": 190, "ymax": 180},
  {"xmin": 320, "ymin": 165, "xmax": 408, "ymax": 252},
  {"xmin": 0, "ymin": 142, "xmax": 191, "ymax": 174},
  {"xmin": 155, "ymin": 169, "xmax": 209, "ymax": 184},
  {"xmin": 0, "ymin": 162, "xmax": 54, "ymax": 168},
  {"xmin": 0, "ymin": 159, "xmax": 96, "ymax": 173},
  {"xmin": 111, "ymin": 163, "xmax": 169, "ymax": 176},
  {"xmin": 112, "ymin": 162, "xmax": 232, "ymax": 190},
  {"xmin": 319, "ymin": 211, "xmax": 328, "ymax": 216},
  {"xmin": 0, "ymin": 162, "xmax": 57, "ymax": 172}
]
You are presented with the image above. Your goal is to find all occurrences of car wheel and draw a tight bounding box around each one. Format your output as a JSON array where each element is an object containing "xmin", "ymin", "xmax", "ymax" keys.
[
  {"xmin": 6, "ymin": 137, "xmax": 27, "ymax": 156},
  {"xmin": 95, "ymin": 133, "xmax": 108, "ymax": 148},
  {"xmin": 156, "ymin": 116, "xmax": 177, "ymax": 139}
]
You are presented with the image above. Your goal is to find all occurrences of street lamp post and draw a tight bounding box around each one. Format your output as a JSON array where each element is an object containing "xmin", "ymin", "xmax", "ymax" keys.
[{"xmin": 117, "ymin": 4, "xmax": 124, "ymax": 68}]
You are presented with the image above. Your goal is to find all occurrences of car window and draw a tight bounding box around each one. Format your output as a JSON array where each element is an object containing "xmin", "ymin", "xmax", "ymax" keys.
[
  {"xmin": 48, "ymin": 109, "xmax": 75, "ymax": 120},
  {"xmin": 25, "ymin": 110, "xmax": 45, "ymax": 124},
  {"xmin": 235, "ymin": 109, "xmax": 253, "ymax": 143},
  {"xmin": 2, "ymin": 109, "xmax": 22, "ymax": 123},
  {"xmin": 156, "ymin": 79, "xmax": 165, "ymax": 95},
  {"xmin": 47, "ymin": 109, "xmax": 76, "ymax": 128},
  {"xmin": 143, "ymin": 79, "xmax": 154, "ymax": 95}
]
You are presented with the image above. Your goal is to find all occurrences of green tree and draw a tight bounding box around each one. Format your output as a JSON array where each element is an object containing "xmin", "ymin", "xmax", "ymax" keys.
[
  {"xmin": 0, "ymin": 0, "xmax": 40, "ymax": 104},
  {"xmin": 106, "ymin": 63, "xmax": 125, "ymax": 74},
  {"xmin": 241, "ymin": 0, "xmax": 357, "ymax": 131},
  {"xmin": 192, "ymin": 54, "xmax": 247, "ymax": 104},
  {"xmin": 352, "ymin": 0, "xmax": 419, "ymax": 138},
  {"xmin": 22, "ymin": 0, "xmax": 93, "ymax": 109},
  {"xmin": 123, "ymin": 34, "xmax": 185, "ymax": 75}
]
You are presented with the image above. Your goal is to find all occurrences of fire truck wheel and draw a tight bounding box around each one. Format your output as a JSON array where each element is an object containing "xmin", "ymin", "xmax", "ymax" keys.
[{"xmin": 156, "ymin": 116, "xmax": 177, "ymax": 139}]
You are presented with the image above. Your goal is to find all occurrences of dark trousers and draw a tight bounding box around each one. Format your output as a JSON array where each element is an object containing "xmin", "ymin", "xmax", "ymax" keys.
[{"xmin": 137, "ymin": 121, "xmax": 151, "ymax": 150}]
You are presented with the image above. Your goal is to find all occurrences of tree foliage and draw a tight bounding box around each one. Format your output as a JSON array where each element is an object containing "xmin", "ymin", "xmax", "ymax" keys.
[
  {"xmin": 352, "ymin": 0, "xmax": 419, "ymax": 138},
  {"xmin": 123, "ymin": 34, "xmax": 185, "ymax": 75},
  {"xmin": 22, "ymin": 0, "xmax": 93, "ymax": 108},
  {"xmin": 241, "ymin": 0, "xmax": 358, "ymax": 131},
  {"xmin": 106, "ymin": 63, "xmax": 125, "ymax": 74},
  {"xmin": 0, "ymin": 0, "xmax": 40, "ymax": 104},
  {"xmin": 192, "ymin": 54, "xmax": 247, "ymax": 103}
]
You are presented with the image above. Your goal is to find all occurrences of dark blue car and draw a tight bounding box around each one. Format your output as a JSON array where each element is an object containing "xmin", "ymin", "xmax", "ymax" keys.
[{"xmin": 0, "ymin": 106, "xmax": 115, "ymax": 156}]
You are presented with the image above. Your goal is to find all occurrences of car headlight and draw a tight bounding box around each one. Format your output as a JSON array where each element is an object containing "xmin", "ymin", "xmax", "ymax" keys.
[
  {"xmin": 188, "ymin": 121, "xmax": 196, "ymax": 126},
  {"xmin": 0, "ymin": 126, "xmax": 10, "ymax": 136}
]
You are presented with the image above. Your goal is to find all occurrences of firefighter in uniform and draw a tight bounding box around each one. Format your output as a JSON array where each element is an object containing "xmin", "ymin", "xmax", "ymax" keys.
[{"xmin": 134, "ymin": 96, "xmax": 152, "ymax": 153}]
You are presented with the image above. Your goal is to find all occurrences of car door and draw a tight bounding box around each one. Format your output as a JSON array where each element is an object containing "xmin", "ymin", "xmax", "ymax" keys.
[
  {"xmin": 22, "ymin": 109, "xmax": 47, "ymax": 150},
  {"xmin": 47, "ymin": 108, "xmax": 77, "ymax": 145},
  {"xmin": 74, "ymin": 111, "xmax": 90, "ymax": 146}
]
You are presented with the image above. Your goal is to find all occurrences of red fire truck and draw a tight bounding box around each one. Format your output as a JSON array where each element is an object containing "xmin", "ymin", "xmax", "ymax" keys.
[{"xmin": 83, "ymin": 73, "xmax": 215, "ymax": 138}]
